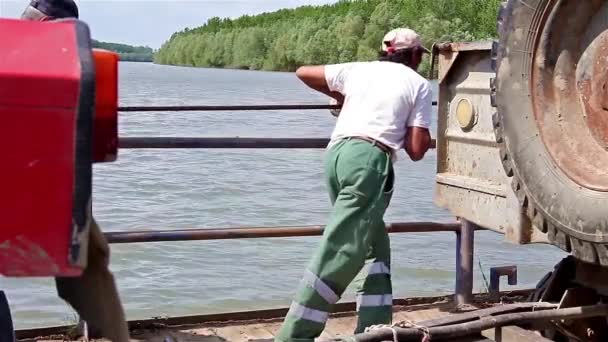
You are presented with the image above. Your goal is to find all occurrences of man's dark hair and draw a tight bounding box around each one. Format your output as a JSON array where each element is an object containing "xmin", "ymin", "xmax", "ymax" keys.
[
  {"xmin": 22, "ymin": 0, "xmax": 79, "ymax": 20},
  {"xmin": 378, "ymin": 47, "xmax": 422, "ymax": 66}
]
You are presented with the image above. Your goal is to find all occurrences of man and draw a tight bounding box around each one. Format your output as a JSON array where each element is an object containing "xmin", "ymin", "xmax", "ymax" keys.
[
  {"xmin": 276, "ymin": 28, "xmax": 433, "ymax": 342},
  {"xmin": 20, "ymin": 1, "xmax": 130, "ymax": 341}
]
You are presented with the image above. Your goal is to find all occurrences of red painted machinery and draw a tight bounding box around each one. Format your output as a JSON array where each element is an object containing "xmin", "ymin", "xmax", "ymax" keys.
[
  {"xmin": 0, "ymin": 17, "xmax": 123, "ymax": 341},
  {"xmin": 0, "ymin": 18, "xmax": 118, "ymax": 277}
]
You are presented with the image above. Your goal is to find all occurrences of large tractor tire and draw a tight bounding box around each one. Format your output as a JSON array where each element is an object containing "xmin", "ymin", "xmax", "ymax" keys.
[{"xmin": 491, "ymin": 0, "xmax": 608, "ymax": 265}]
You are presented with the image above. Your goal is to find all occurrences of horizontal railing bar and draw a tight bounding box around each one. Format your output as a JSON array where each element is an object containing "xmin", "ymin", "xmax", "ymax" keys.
[
  {"xmin": 118, "ymin": 102, "xmax": 438, "ymax": 112},
  {"xmin": 119, "ymin": 137, "xmax": 437, "ymax": 149},
  {"xmin": 119, "ymin": 104, "xmax": 340, "ymax": 112},
  {"xmin": 105, "ymin": 222, "xmax": 468, "ymax": 244},
  {"xmin": 120, "ymin": 137, "xmax": 328, "ymax": 149}
]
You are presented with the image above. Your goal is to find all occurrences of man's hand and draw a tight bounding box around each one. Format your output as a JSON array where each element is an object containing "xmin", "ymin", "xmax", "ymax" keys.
[
  {"xmin": 296, "ymin": 66, "xmax": 344, "ymax": 103},
  {"xmin": 329, "ymin": 98, "xmax": 342, "ymax": 117},
  {"xmin": 404, "ymin": 126, "xmax": 431, "ymax": 161}
]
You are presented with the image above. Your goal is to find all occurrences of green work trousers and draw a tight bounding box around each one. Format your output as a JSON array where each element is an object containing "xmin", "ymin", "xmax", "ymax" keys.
[{"xmin": 276, "ymin": 137, "xmax": 395, "ymax": 342}]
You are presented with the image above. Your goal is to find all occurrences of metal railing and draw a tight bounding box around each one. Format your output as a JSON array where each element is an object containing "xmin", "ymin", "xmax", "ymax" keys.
[
  {"xmin": 105, "ymin": 222, "xmax": 465, "ymax": 243},
  {"xmin": 117, "ymin": 103, "xmax": 437, "ymax": 149},
  {"xmin": 119, "ymin": 137, "xmax": 437, "ymax": 150},
  {"xmin": 109, "ymin": 102, "xmax": 477, "ymax": 305},
  {"xmin": 118, "ymin": 103, "xmax": 438, "ymax": 112},
  {"xmin": 104, "ymin": 222, "xmax": 477, "ymax": 305}
]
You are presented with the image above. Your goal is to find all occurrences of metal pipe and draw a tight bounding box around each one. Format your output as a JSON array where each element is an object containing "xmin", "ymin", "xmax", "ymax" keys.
[
  {"xmin": 417, "ymin": 302, "xmax": 558, "ymax": 328},
  {"xmin": 119, "ymin": 137, "xmax": 437, "ymax": 149},
  {"xmin": 353, "ymin": 303, "xmax": 608, "ymax": 342},
  {"xmin": 455, "ymin": 219, "xmax": 475, "ymax": 306},
  {"xmin": 119, "ymin": 104, "xmax": 342, "ymax": 112},
  {"xmin": 119, "ymin": 137, "xmax": 330, "ymax": 149},
  {"xmin": 105, "ymin": 222, "xmax": 462, "ymax": 244},
  {"xmin": 118, "ymin": 103, "xmax": 437, "ymax": 112}
]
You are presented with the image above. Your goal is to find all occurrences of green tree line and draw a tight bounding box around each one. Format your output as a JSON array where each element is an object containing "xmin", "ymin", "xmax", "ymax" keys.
[
  {"xmin": 154, "ymin": 0, "xmax": 501, "ymax": 75},
  {"xmin": 93, "ymin": 40, "xmax": 154, "ymax": 62}
]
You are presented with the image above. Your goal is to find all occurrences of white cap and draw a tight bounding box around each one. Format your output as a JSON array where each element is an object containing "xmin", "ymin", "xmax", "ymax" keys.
[{"xmin": 382, "ymin": 28, "xmax": 430, "ymax": 54}]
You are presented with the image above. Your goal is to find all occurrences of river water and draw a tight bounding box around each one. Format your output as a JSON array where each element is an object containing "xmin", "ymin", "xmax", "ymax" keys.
[{"xmin": 2, "ymin": 62, "xmax": 566, "ymax": 329}]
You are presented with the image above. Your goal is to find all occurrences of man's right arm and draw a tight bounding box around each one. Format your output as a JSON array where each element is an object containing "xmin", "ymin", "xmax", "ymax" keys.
[
  {"xmin": 295, "ymin": 65, "xmax": 345, "ymax": 103},
  {"xmin": 404, "ymin": 82, "xmax": 433, "ymax": 161},
  {"xmin": 404, "ymin": 127, "xmax": 431, "ymax": 161}
]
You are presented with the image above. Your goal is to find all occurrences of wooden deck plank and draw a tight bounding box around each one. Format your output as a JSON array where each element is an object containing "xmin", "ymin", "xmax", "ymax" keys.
[
  {"xmin": 322, "ymin": 318, "xmax": 348, "ymax": 338},
  {"xmin": 326, "ymin": 317, "xmax": 355, "ymax": 338},
  {"xmin": 22, "ymin": 300, "xmax": 522, "ymax": 342},
  {"xmin": 318, "ymin": 330, "xmax": 333, "ymax": 340},
  {"xmin": 239, "ymin": 324, "xmax": 275, "ymax": 341},
  {"xmin": 482, "ymin": 326, "xmax": 553, "ymax": 341},
  {"xmin": 210, "ymin": 325, "xmax": 249, "ymax": 342},
  {"xmin": 18, "ymin": 292, "xmax": 534, "ymax": 342},
  {"xmin": 393, "ymin": 307, "xmax": 450, "ymax": 324},
  {"xmin": 251, "ymin": 322, "xmax": 281, "ymax": 340},
  {"xmin": 24, "ymin": 310, "xmax": 453, "ymax": 342}
]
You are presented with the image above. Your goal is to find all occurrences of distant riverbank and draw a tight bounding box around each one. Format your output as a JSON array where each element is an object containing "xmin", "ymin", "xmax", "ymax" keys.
[
  {"xmin": 154, "ymin": 0, "xmax": 501, "ymax": 75},
  {"xmin": 93, "ymin": 39, "xmax": 154, "ymax": 62}
]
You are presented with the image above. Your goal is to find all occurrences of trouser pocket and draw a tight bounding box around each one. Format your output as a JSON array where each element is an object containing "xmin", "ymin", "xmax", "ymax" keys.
[{"xmin": 381, "ymin": 160, "xmax": 394, "ymax": 209}]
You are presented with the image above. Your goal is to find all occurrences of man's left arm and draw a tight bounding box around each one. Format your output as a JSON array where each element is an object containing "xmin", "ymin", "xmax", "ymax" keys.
[{"xmin": 295, "ymin": 65, "xmax": 346, "ymax": 104}]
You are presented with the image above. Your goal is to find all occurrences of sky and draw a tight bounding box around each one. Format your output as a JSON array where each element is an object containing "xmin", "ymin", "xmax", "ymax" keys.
[{"xmin": 0, "ymin": 0, "xmax": 337, "ymax": 48}]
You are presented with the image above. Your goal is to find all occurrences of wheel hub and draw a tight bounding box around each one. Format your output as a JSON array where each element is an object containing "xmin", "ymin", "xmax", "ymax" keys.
[
  {"xmin": 532, "ymin": 0, "xmax": 608, "ymax": 191},
  {"xmin": 578, "ymin": 30, "xmax": 608, "ymax": 150}
]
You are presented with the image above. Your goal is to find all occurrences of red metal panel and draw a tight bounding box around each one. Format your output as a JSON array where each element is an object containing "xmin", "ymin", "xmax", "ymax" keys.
[
  {"xmin": 0, "ymin": 18, "xmax": 91, "ymax": 276},
  {"xmin": 0, "ymin": 19, "xmax": 81, "ymax": 110}
]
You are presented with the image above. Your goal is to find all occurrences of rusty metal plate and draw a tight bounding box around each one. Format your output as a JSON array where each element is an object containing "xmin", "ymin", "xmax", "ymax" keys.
[{"xmin": 434, "ymin": 42, "xmax": 548, "ymax": 245}]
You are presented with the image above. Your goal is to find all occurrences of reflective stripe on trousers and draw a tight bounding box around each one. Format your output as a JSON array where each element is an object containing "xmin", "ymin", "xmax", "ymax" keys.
[
  {"xmin": 356, "ymin": 294, "xmax": 393, "ymax": 310},
  {"xmin": 287, "ymin": 302, "xmax": 329, "ymax": 324},
  {"xmin": 366, "ymin": 262, "xmax": 390, "ymax": 275},
  {"xmin": 301, "ymin": 270, "xmax": 339, "ymax": 304}
]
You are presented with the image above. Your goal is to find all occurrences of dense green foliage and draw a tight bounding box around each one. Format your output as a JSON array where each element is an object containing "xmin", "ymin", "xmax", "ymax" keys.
[
  {"xmin": 93, "ymin": 40, "xmax": 154, "ymax": 62},
  {"xmin": 154, "ymin": 0, "xmax": 501, "ymax": 75}
]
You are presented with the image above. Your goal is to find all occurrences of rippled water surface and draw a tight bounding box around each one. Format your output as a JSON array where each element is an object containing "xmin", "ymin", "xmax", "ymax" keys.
[{"xmin": 2, "ymin": 63, "xmax": 566, "ymax": 329}]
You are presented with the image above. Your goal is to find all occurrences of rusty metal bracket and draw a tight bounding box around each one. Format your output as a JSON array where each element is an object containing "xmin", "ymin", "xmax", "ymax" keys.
[{"xmin": 490, "ymin": 266, "xmax": 518, "ymax": 296}]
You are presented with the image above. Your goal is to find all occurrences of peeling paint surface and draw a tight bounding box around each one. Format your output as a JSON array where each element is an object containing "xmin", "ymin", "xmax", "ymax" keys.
[{"xmin": 0, "ymin": 235, "xmax": 61, "ymax": 276}]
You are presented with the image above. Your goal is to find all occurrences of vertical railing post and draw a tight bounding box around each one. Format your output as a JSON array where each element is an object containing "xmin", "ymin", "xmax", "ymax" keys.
[{"xmin": 455, "ymin": 219, "xmax": 475, "ymax": 306}]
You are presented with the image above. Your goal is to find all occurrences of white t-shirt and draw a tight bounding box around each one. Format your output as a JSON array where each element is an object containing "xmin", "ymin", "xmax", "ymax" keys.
[{"xmin": 324, "ymin": 61, "xmax": 432, "ymax": 158}]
